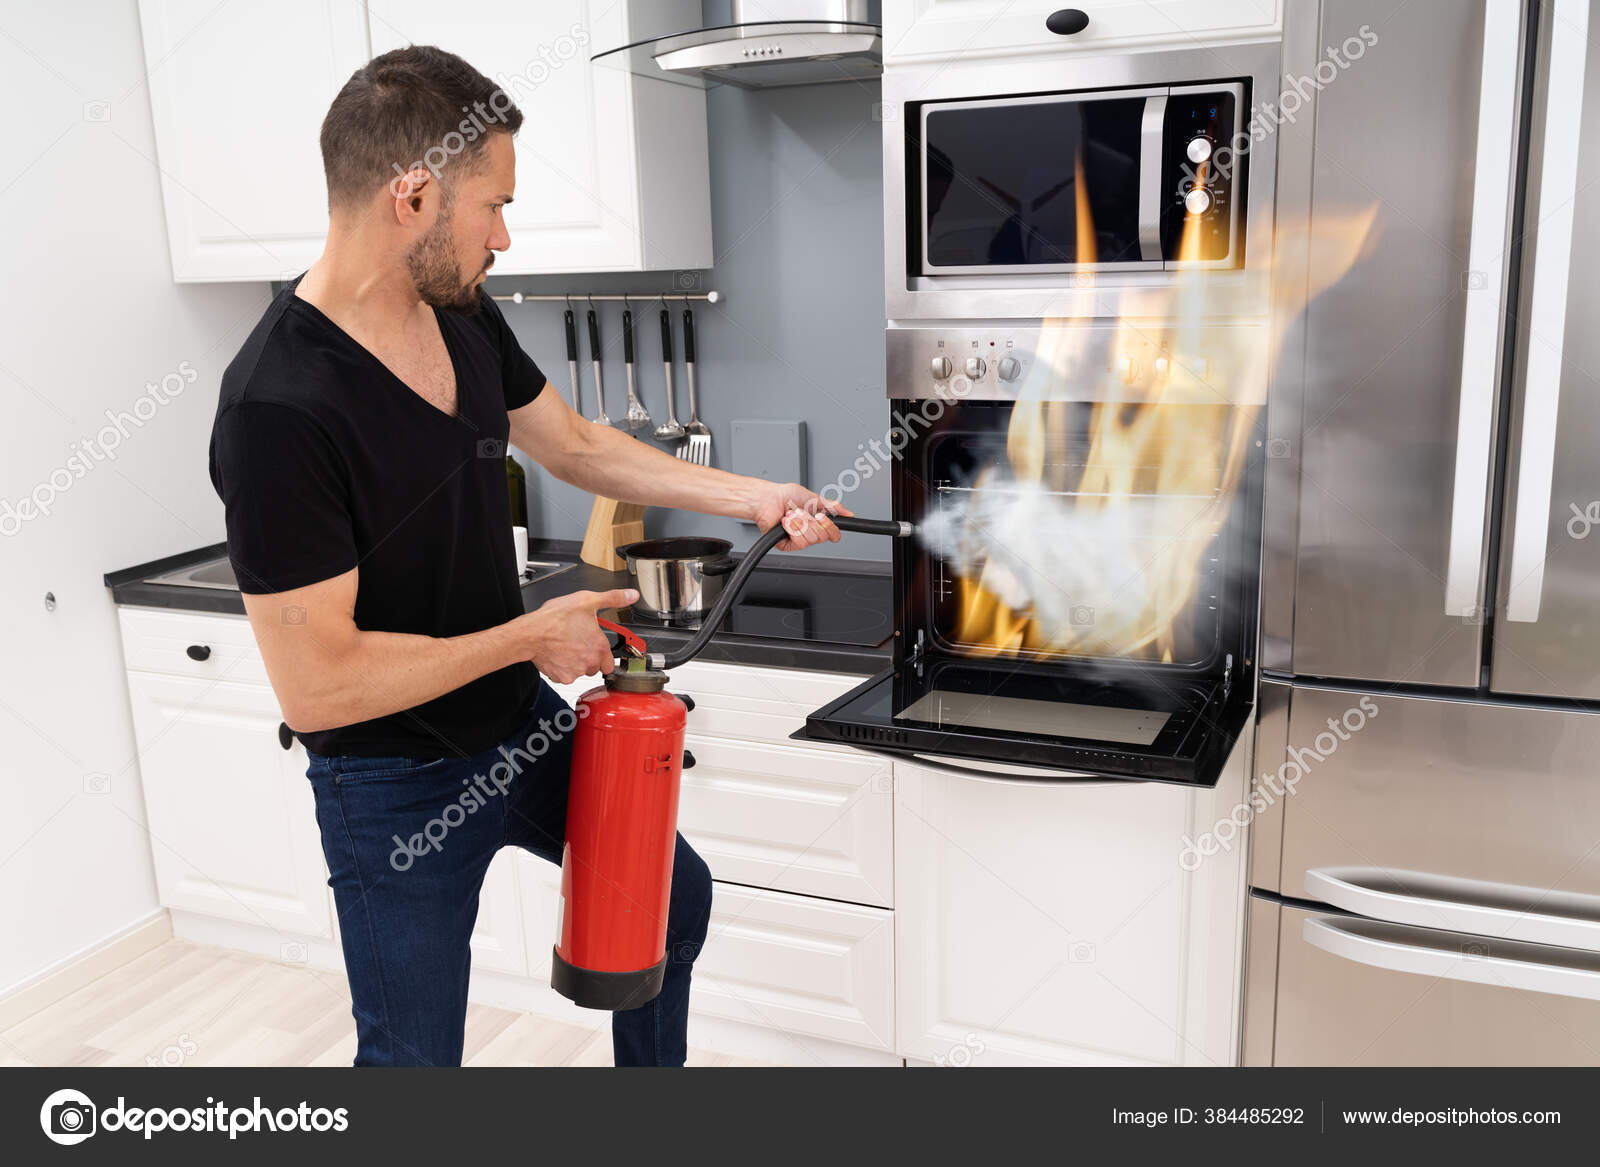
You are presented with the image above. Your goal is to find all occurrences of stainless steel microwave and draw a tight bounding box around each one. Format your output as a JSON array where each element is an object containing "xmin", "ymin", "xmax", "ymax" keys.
[{"xmin": 916, "ymin": 81, "xmax": 1247, "ymax": 276}]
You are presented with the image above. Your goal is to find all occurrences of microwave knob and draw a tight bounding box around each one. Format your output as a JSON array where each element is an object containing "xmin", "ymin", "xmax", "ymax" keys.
[
  {"xmin": 997, "ymin": 356, "xmax": 1021, "ymax": 382},
  {"xmin": 965, "ymin": 356, "xmax": 987, "ymax": 380},
  {"xmin": 1185, "ymin": 136, "xmax": 1213, "ymax": 164},
  {"xmin": 1183, "ymin": 186, "xmax": 1213, "ymax": 216},
  {"xmin": 930, "ymin": 356, "xmax": 954, "ymax": 380}
]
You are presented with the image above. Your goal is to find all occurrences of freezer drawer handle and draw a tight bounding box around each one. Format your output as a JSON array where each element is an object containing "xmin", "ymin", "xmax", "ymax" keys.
[
  {"xmin": 1506, "ymin": 0, "xmax": 1592, "ymax": 623},
  {"xmin": 1303, "ymin": 915, "xmax": 1600, "ymax": 1002},
  {"xmin": 1444, "ymin": 0, "xmax": 1524, "ymax": 619},
  {"xmin": 1304, "ymin": 866, "xmax": 1600, "ymax": 954}
]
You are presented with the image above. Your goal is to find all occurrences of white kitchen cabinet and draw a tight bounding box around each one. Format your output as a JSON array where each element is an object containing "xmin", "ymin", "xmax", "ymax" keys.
[
  {"xmin": 678, "ymin": 735, "xmax": 894, "ymax": 908},
  {"xmin": 137, "ymin": 0, "xmax": 370, "ymax": 282},
  {"xmin": 692, "ymin": 883, "xmax": 895, "ymax": 1052},
  {"xmin": 124, "ymin": 670, "xmax": 331, "ymax": 939},
  {"xmin": 470, "ymin": 850, "xmax": 528, "ymax": 976},
  {"xmin": 365, "ymin": 0, "xmax": 711, "ymax": 275},
  {"xmin": 892, "ymin": 751, "xmax": 1250, "ymax": 1066},
  {"xmin": 882, "ymin": 0, "xmax": 1282, "ymax": 62},
  {"xmin": 138, "ymin": 0, "xmax": 712, "ymax": 281}
]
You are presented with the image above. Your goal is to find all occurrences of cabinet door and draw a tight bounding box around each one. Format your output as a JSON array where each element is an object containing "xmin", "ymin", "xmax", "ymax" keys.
[
  {"xmin": 137, "ymin": 0, "xmax": 369, "ymax": 281},
  {"xmin": 893, "ymin": 755, "xmax": 1249, "ymax": 1066},
  {"xmin": 367, "ymin": 0, "xmax": 710, "ymax": 274},
  {"xmin": 470, "ymin": 850, "xmax": 527, "ymax": 976},
  {"xmin": 883, "ymin": 0, "xmax": 1282, "ymax": 62},
  {"xmin": 125, "ymin": 673, "xmax": 331, "ymax": 937},
  {"xmin": 692, "ymin": 883, "xmax": 895, "ymax": 1052}
]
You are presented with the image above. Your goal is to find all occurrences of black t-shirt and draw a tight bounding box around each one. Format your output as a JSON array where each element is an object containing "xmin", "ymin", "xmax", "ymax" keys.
[{"xmin": 208, "ymin": 277, "xmax": 546, "ymax": 759}]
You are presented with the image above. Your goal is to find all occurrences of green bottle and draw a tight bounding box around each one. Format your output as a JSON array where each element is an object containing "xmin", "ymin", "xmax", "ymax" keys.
[{"xmin": 505, "ymin": 456, "xmax": 529, "ymax": 528}]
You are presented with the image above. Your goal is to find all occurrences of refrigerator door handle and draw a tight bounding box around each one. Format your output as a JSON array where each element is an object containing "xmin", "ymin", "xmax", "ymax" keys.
[
  {"xmin": 1305, "ymin": 866, "xmax": 1600, "ymax": 953},
  {"xmin": 1303, "ymin": 915, "xmax": 1600, "ymax": 1002},
  {"xmin": 1445, "ymin": 0, "xmax": 1525, "ymax": 619},
  {"xmin": 1506, "ymin": 0, "xmax": 1591, "ymax": 623}
]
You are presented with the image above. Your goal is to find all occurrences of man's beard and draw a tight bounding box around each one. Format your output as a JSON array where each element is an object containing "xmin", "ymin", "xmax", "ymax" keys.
[{"xmin": 405, "ymin": 207, "xmax": 488, "ymax": 315}]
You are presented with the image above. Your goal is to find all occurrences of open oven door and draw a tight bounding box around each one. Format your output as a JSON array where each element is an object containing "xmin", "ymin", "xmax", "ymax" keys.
[{"xmin": 799, "ymin": 656, "xmax": 1253, "ymax": 787}]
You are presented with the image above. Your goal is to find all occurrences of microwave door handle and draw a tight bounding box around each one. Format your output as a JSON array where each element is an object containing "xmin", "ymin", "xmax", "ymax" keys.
[
  {"xmin": 1506, "ymin": 0, "xmax": 1590, "ymax": 623},
  {"xmin": 1137, "ymin": 94, "xmax": 1168, "ymax": 262},
  {"xmin": 1303, "ymin": 916, "xmax": 1600, "ymax": 1002},
  {"xmin": 1445, "ymin": 0, "xmax": 1525, "ymax": 619}
]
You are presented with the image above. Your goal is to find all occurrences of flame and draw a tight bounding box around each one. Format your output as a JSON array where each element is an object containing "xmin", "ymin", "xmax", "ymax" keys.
[{"xmin": 943, "ymin": 179, "xmax": 1379, "ymax": 663}]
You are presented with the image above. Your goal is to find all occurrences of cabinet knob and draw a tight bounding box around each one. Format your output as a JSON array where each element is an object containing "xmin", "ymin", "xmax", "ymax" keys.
[
  {"xmin": 677, "ymin": 693, "xmax": 696, "ymax": 712},
  {"xmin": 681, "ymin": 748, "xmax": 696, "ymax": 770},
  {"xmin": 185, "ymin": 644, "xmax": 211, "ymax": 661},
  {"xmin": 277, "ymin": 722, "xmax": 295, "ymax": 751},
  {"xmin": 1046, "ymin": 8, "xmax": 1091, "ymax": 35}
]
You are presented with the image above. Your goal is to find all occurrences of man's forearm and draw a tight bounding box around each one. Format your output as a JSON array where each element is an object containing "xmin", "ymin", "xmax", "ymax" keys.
[
  {"xmin": 275, "ymin": 620, "xmax": 528, "ymax": 736},
  {"xmin": 551, "ymin": 418, "xmax": 763, "ymax": 519}
]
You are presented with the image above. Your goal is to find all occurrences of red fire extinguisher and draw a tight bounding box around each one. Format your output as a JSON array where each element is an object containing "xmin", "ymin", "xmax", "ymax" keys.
[
  {"xmin": 550, "ymin": 516, "xmax": 910, "ymax": 1010},
  {"xmin": 550, "ymin": 617, "xmax": 693, "ymax": 1011}
]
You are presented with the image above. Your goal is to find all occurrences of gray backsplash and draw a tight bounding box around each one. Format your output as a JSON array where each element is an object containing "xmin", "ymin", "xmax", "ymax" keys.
[{"xmin": 486, "ymin": 67, "xmax": 891, "ymax": 561}]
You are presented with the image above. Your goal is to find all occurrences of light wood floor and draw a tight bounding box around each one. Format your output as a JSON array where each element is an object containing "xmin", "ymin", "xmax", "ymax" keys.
[{"xmin": 0, "ymin": 939, "xmax": 769, "ymax": 1067}]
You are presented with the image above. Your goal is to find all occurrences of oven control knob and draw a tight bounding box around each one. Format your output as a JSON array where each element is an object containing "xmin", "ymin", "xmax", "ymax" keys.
[
  {"xmin": 1115, "ymin": 355, "xmax": 1137, "ymax": 384},
  {"xmin": 1184, "ymin": 186, "xmax": 1213, "ymax": 215},
  {"xmin": 997, "ymin": 356, "xmax": 1021, "ymax": 382},
  {"xmin": 1186, "ymin": 136, "xmax": 1213, "ymax": 164},
  {"xmin": 965, "ymin": 356, "xmax": 987, "ymax": 380},
  {"xmin": 930, "ymin": 356, "xmax": 954, "ymax": 380}
]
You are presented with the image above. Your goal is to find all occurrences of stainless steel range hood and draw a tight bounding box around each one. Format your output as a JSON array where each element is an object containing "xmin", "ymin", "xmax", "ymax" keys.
[{"xmin": 592, "ymin": 1, "xmax": 881, "ymax": 91}]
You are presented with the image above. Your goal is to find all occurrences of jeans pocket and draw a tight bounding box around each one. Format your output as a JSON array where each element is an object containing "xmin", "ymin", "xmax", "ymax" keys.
[{"xmin": 330, "ymin": 753, "xmax": 451, "ymax": 784}]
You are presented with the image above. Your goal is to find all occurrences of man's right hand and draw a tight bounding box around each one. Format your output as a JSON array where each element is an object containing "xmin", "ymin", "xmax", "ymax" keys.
[{"xmin": 519, "ymin": 588, "xmax": 639, "ymax": 684}]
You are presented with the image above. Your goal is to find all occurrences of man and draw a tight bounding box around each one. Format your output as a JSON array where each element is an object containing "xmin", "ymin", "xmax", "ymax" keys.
[{"xmin": 208, "ymin": 46, "xmax": 848, "ymax": 1067}]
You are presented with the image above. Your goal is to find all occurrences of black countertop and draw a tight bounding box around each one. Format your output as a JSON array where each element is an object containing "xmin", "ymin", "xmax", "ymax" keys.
[{"xmin": 105, "ymin": 538, "xmax": 895, "ymax": 676}]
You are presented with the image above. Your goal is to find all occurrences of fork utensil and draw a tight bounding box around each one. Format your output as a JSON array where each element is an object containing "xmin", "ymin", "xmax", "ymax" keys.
[{"xmin": 676, "ymin": 306, "xmax": 711, "ymax": 466}]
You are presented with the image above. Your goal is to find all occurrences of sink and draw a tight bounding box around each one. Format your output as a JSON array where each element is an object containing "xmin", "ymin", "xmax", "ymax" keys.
[{"xmin": 147, "ymin": 555, "xmax": 573, "ymax": 590}]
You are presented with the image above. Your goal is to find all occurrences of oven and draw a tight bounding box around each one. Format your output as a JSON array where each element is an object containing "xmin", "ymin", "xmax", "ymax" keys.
[{"xmin": 802, "ymin": 321, "xmax": 1266, "ymax": 787}]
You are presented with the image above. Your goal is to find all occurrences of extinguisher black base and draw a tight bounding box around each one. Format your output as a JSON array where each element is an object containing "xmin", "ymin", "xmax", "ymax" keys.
[{"xmin": 550, "ymin": 947, "xmax": 668, "ymax": 1011}]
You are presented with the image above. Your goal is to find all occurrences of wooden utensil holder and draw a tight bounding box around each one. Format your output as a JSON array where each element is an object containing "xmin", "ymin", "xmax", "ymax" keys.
[{"xmin": 580, "ymin": 496, "xmax": 645, "ymax": 572}]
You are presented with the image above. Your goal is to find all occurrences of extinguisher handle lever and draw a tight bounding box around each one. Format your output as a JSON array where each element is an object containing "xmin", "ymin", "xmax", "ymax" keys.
[{"xmin": 596, "ymin": 616, "xmax": 646, "ymax": 662}]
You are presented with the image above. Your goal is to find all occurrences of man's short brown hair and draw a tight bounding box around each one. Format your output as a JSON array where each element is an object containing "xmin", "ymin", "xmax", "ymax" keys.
[{"xmin": 319, "ymin": 45, "xmax": 524, "ymax": 210}]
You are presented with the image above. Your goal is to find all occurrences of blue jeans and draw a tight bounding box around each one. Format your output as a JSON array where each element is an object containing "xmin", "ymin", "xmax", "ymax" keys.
[{"xmin": 304, "ymin": 679, "xmax": 713, "ymax": 1067}]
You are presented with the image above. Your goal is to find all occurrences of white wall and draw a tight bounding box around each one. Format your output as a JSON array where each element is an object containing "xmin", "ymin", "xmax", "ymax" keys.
[{"xmin": 0, "ymin": 2, "xmax": 268, "ymax": 994}]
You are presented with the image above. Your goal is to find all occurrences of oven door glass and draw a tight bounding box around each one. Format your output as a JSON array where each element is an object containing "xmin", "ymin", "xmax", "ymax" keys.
[
  {"xmin": 802, "ymin": 657, "xmax": 1251, "ymax": 786},
  {"xmin": 922, "ymin": 92, "xmax": 1151, "ymax": 272}
]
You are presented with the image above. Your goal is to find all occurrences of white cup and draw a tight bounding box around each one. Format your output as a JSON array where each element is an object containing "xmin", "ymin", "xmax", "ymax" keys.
[{"xmin": 513, "ymin": 525, "xmax": 528, "ymax": 577}]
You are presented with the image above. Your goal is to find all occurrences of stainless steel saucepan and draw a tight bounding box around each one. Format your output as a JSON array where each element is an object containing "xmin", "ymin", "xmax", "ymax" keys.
[{"xmin": 616, "ymin": 537, "xmax": 736, "ymax": 621}]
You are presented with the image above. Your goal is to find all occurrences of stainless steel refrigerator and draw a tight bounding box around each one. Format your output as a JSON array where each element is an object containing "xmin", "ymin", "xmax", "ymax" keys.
[{"xmin": 1245, "ymin": 0, "xmax": 1600, "ymax": 1064}]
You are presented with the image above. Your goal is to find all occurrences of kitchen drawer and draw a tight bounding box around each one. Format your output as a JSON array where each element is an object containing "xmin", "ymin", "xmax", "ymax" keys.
[
  {"xmin": 1268, "ymin": 902, "xmax": 1600, "ymax": 1066},
  {"xmin": 1276, "ymin": 686, "xmax": 1600, "ymax": 935},
  {"xmin": 118, "ymin": 606, "xmax": 268, "ymax": 684},
  {"xmin": 883, "ymin": 0, "xmax": 1283, "ymax": 63},
  {"xmin": 669, "ymin": 660, "xmax": 868, "ymax": 751},
  {"xmin": 548, "ymin": 661, "xmax": 869, "ymax": 752},
  {"xmin": 678, "ymin": 736, "xmax": 894, "ymax": 908},
  {"xmin": 692, "ymin": 882, "xmax": 895, "ymax": 1052}
]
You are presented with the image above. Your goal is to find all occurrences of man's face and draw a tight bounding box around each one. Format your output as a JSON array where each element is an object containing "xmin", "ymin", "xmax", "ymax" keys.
[{"xmin": 406, "ymin": 132, "xmax": 515, "ymax": 315}]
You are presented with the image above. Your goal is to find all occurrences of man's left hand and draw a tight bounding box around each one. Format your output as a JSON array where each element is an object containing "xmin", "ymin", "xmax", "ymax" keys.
[{"xmin": 750, "ymin": 482, "xmax": 854, "ymax": 551}]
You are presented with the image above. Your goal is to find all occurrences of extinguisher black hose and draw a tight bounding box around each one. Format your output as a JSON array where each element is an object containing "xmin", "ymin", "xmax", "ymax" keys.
[{"xmin": 655, "ymin": 515, "xmax": 912, "ymax": 670}]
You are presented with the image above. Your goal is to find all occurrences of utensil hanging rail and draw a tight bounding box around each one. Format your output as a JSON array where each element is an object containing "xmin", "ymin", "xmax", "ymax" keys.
[{"xmin": 492, "ymin": 291, "xmax": 721, "ymax": 304}]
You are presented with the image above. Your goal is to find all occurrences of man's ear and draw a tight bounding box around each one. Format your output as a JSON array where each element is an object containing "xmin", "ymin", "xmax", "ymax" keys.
[{"xmin": 387, "ymin": 166, "xmax": 434, "ymax": 223}]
